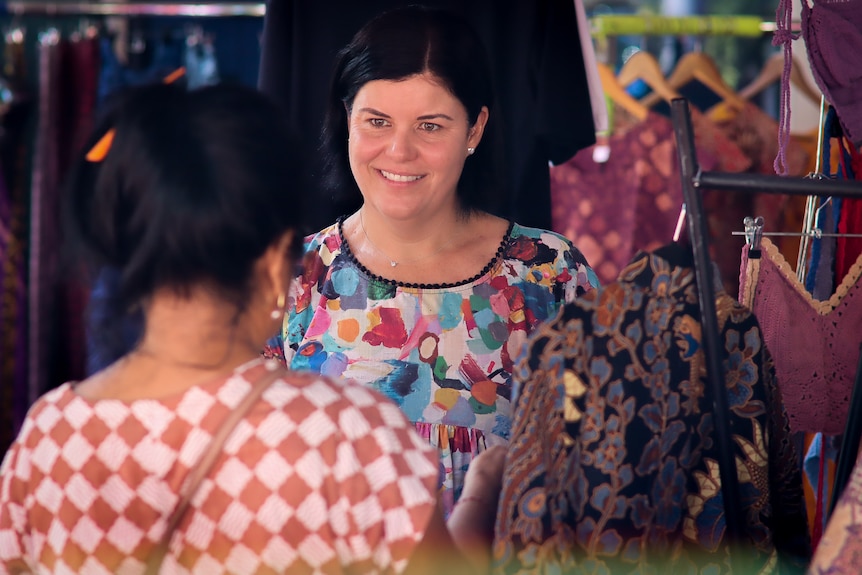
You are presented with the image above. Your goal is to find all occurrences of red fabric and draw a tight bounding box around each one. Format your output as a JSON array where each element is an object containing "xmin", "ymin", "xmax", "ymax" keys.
[
  {"xmin": 835, "ymin": 138, "xmax": 862, "ymax": 284},
  {"xmin": 706, "ymin": 102, "xmax": 810, "ymax": 298}
]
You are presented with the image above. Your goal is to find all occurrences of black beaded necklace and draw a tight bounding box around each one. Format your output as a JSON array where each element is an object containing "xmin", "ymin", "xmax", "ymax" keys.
[{"xmin": 337, "ymin": 216, "xmax": 513, "ymax": 290}]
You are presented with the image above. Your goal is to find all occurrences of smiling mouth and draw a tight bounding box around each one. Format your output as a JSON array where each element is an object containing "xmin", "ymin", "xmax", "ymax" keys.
[{"xmin": 379, "ymin": 169, "xmax": 424, "ymax": 183}]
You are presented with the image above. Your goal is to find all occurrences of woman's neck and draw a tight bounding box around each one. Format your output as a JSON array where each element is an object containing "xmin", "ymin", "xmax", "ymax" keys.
[
  {"xmin": 138, "ymin": 291, "xmax": 259, "ymax": 365},
  {"xmin": 76, "ymin": 288, "xmax": 264, "ymax": 401},
  {"xmin": 354, "ymin": 206, "xmax": 470, "ymax": 261}
]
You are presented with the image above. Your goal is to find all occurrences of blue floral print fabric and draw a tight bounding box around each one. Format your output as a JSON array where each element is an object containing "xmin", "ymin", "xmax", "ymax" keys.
[{"xmin": 493, "ymin": 243, "xmax": 810, "ymax": 574}]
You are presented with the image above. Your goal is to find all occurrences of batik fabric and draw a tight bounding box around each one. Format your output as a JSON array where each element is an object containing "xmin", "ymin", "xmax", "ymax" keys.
[{"xmin": 493, "ymin": 243, "xmax": 809, "ymax": 574}]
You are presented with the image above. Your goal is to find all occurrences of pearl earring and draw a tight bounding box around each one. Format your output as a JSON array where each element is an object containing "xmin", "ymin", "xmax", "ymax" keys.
[
  {"xmin": 270, "ymin": 292, "xmax": 286, "ymax": 320},
  {"xmin": 467, "ymin": 147, "xmax": 476, "ymax": 156}
]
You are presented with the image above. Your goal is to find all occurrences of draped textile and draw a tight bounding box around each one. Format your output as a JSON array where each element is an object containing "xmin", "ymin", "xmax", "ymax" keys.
[
  {"xmin": 738, "ymin": 238, "xmax": 862, "ymax": 436},
  {"xmin": 27, "ymin": 35, "xmax": 63, "ymax": 405},
  {"xmin": 550, "ymin": 108, "xmax": 750, "ymax": 287},
  {"xmin": 494, "ymin": 243, "xmax": 810, "ymax": 574}
]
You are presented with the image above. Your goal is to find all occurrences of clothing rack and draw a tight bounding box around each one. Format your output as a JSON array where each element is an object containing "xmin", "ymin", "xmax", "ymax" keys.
[
  {"xmin": 590, "ymin": 15, "xmax": 801, "ymax": 38},
  {"xmin": 4, "ymin": 1, "xmax": 265, "ymax": 17},
  {"xmin": 670, "ymin": 98, "xmax": 862, "ymax": 554},
  {"xmin": 732, "ymin": 231, "xmax": 862, "ymax": 239},
  {"xmin": 588, "ymin": 14, "xmax": 798, "ymax": 78}
]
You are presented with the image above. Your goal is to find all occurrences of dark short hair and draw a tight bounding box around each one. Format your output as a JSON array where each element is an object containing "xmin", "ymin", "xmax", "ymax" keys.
[
  {"xmin": 64, "ymin": 82, "xmax": 307, "ymax": 312},
  {"xmin": 321, "ymin": 4, "xmax": 505, "ymax": 217}
]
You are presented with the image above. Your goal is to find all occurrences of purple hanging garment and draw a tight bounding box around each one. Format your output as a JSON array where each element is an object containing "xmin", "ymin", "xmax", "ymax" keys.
[
  {"xmin": 801, "ymin": 0, "xmax": 862, "ymax": 146},
  {"xmin": 28, "ymin": 32, "xmax": 62, "ymax": 403}
]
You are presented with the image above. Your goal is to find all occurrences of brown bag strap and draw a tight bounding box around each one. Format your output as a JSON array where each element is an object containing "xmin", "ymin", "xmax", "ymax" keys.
[{"xmin": 146, "ymin": 365, "xmax": 284, "ymax": 574}]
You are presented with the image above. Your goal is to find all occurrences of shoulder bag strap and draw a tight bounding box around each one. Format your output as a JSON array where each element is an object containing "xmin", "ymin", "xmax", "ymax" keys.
[{"xmin": 145, "ymin": 365, "xmax": 285, "ymax": 574}]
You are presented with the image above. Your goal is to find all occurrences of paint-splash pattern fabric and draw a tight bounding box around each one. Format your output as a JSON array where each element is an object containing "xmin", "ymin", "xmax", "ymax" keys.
[
  {"xmin": 0, "ymin": 359, "xmax": 439, "ymax": 574},
  {"xmin": 271, "ymin": 220, "xmax": 597, "ymax": 514},
  {"xmin": 493, "ymin": 244, "xmax": 810, "ymax": 575}
]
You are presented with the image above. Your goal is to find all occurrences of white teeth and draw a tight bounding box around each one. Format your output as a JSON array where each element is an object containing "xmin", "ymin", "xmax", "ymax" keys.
[{"xmin": 380, "ymin": 170, "xmax": 423, "ymax": 182}]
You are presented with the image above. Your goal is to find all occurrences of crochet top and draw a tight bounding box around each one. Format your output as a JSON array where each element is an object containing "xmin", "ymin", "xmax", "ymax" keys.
[{"xmin": 739, "ymin": 237, "xmax": 862, "ymax": 434}]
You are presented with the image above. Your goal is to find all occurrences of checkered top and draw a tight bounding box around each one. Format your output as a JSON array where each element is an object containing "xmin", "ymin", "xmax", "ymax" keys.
[{"xmin": 0, "ymin": 359, "xmax": 439, "ymax": 574}]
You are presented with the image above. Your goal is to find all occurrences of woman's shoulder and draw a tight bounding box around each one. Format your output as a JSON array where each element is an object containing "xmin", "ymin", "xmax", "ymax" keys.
[
  {"xmin": 7, "ymin": 384, "xmax": 76, "ymax": 446},
  {"xmin": 505, "ymin": 222, "xmax": 598, "ymax": 290},
  {"xmin": 509, "ymin": 222, "xmax": 576, "ymax": 250},
  {"xmin": 294, "ymin": 220, "xmax": 349, "ymax": 286},
  {"xmin": 507, "ymin": 222, "xmax": 592, "ymax": 266},
  {"xmin": 302, "ymin": 221, "xmax": 342, "ymax": 251}
]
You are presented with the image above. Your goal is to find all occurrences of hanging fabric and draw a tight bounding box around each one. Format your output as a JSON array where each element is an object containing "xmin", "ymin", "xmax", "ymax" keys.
[
  {"xmin": 671, "ymin": 98, "xmax": 862, "ymax": 564},
  {"xmin": 54, "ymin": 33, "xmax": 101, "ymax": 385},
  {"xmin": 183, "ymin": 27, "xmax": 220, "ymax": 89},
  {"xmin": 704, "ymin": 99, "xmax": 811, "ymax": 295},
  {"xmin": 550, "ymin": 98, "xmax": 750, "ymax": 286},
  {"xmin": 0, "ymin": 28, "xmax": 31, "ymax": 458},
  {"xmin": 0, "ymin": 159, "xmax": 15, "ymax": 455},
  {"xmin": 738, "ymin": 237, "xmax": 862, "ymax": 436},
  {"xmin": 801, "ymin": 0, "xmax": 862, "ymax": 148},
  {"xmin": 494, "ymin": 242, "xmax": 811, "ymax": 573},
  {"xmin": 27, "ymin": 30, "xmax": 63, "ymax": 404},
  {"xmin": 834, "ymin": 139, "xmax": 862, "ymax": 284}
]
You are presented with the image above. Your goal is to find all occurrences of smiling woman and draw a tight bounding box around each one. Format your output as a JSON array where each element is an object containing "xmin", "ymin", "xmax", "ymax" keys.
[
  {"xmin": 263, "ymin": 4, "xmax": 599, "ymax": 522},
  {"xmin": 345, "ymin": 73, "xmax": 488, "ymax": 272}
]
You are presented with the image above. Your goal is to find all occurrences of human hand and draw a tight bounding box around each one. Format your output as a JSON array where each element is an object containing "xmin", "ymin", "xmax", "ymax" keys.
[
  {"xmin": 446, "ymin": 444, "xmax": 507, "ymax": 570},
  {"xmin": 459, "ymin": 444, "xmax": 506, "ymax": 507}
]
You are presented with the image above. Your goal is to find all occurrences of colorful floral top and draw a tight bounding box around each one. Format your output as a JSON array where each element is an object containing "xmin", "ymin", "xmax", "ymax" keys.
[
  {"xmin": 493, "ymin": 243, "xmax": 810, "ymax": 575},
  {"xmin": 0, "ymin": 359, "xmax": 440, "ymax": 574},
  {"xmin": 265, "ymin": 218, "xmax": 598, "ymax": 514}
]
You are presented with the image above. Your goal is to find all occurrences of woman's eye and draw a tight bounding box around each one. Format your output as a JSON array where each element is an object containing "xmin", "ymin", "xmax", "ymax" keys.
[
  {"xmin": 369, "ymin": 118, "xmax": 388, "ymax": 127},
  {"xmin": 420, "ymin": 122, "xmax": 440, "ymax": 132}
]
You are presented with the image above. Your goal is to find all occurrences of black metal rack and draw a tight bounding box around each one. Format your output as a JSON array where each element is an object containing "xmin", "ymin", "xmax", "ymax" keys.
[{"xmin": 670, "ymin": 98, "xmax": 862, "ymax": 557}]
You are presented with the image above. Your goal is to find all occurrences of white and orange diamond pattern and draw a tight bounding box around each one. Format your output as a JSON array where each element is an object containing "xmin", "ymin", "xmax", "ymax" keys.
[{"xmin": 0, "ymin": 359, "xmax": 438, "ymax": 574}]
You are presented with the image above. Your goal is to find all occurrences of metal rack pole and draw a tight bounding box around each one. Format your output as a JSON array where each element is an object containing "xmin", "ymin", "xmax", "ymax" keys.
[
  {"xmin": 670, "ymin": 99, "xmax": 745, "ymax": 557},
  {"xmin": 589, "ymin": 14, "xmax": 801, "ymax": 38},
  {"xmin": 695, "ymin": 171, "xmax": 862, "ymax": 198},
  {"xmin": 5, "ymin": 1, "xmax": 266, "ymax": 17}
]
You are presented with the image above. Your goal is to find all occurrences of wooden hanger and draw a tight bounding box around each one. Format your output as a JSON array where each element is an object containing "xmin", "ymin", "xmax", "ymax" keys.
[
  {"xmin": 616, "ymin": 50, "xmax": 682, "ymax": 104},
  {"xmin": 738, "ymin": 51, "xmax": 822, "ymax": 105},
  {"xmin": 640, "ymin": 51, "xmax": 746, "ymax": 110},
  {"xmin": 596, "ymin": 62, "xmax": 649, "ymax": 122}
]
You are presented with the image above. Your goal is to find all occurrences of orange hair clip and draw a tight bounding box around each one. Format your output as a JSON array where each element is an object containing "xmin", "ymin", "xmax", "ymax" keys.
[
  {"xmin": 84, "ymin": 129, "xmax": 115, "ymax": 162},
  {"xmin": 162, "ymin": 67, "xmax": 186, "ymax": 84},
  {"xmin": 85, "ymin": 67, "xmax": 187, "ymax": 163}
]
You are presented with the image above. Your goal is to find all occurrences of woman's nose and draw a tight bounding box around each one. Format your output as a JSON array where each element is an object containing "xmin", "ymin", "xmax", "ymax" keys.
[{"xmin": 386, "ymin": 128, "xmax": 418, "ymax": 160}]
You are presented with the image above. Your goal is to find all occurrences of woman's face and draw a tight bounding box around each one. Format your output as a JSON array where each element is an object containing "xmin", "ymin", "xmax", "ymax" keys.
[{"xmin": 346, "ymin": 73, "xmax": 487, "ymax": 222}]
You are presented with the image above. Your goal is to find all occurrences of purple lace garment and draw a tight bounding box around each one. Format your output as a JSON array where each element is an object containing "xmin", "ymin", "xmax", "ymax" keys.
[
  {"xmin": 802, "ymin": 0, "xmax": 862, "ymax": 147},
  {"xmin": 739, "ymin": 238, "xmax": 862, "ymax": 435}
]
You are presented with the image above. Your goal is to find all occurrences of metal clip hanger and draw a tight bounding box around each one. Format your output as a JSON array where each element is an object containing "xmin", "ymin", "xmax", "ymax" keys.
[{"xmin": 743, "ymin": 216, "xmax": 764, "ymax": 251}]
